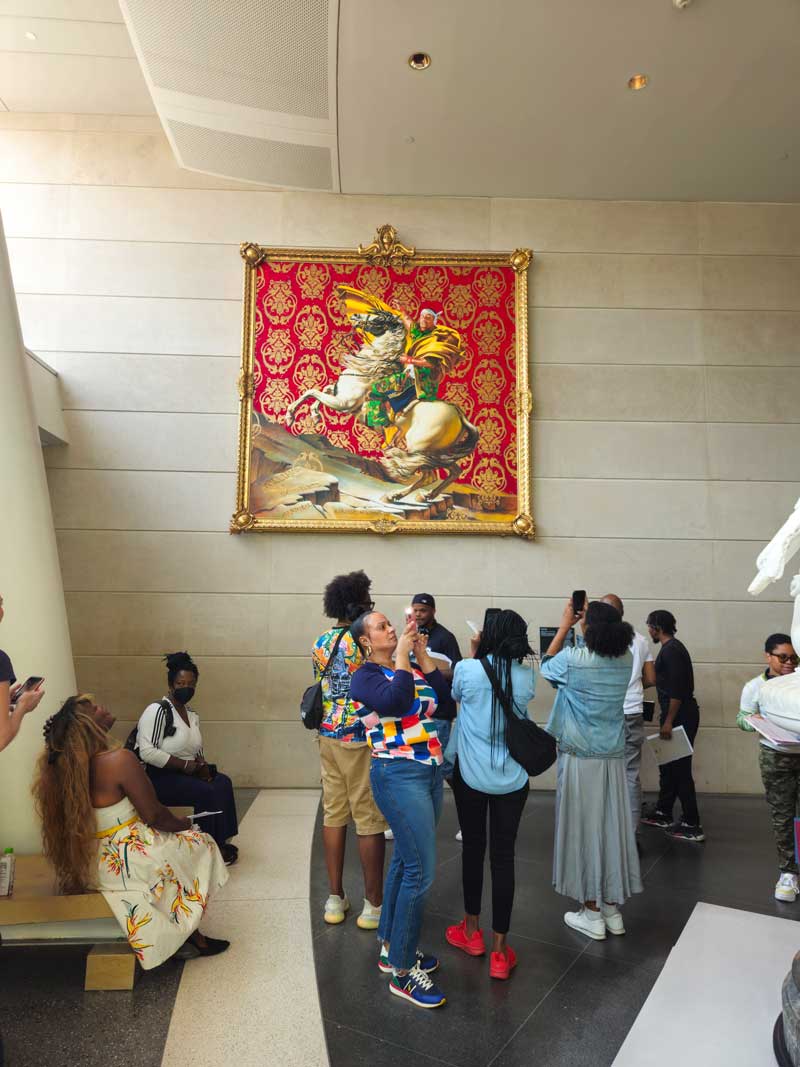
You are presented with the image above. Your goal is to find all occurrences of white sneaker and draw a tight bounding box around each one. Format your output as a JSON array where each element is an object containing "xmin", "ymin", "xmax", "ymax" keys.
[
  {"xmin": 455, "ymin": 830, "xmax": 463, "ymax": 842},
  {"xmin": 564, "ymin": 907, "xmax": 607, "ymax": 940},
  {"xmin": 324, "ymin": 893, "xmax": 350, "ymax": 924},
  {"xmin": 775, "ymin": 873, "xmax": 799, "ymax": 902},
  {"xmin": 601, "ymin": 903, "xmax": 625, "ymax": 935},
  {"xmin": 357, "ymin": 898, "xmax": 382, "ymax": 930},
  {"xmin": 384, "ymin": 828, "xmax": 394, "ymax": 841}
]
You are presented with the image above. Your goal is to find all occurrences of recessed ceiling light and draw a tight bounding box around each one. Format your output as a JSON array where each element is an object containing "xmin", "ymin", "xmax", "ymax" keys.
[
  {"xmin": 628, "ymin": 74, "xmax": 648, "ymax": 90},
  {"xmin": 25, "ymin": 30, "xmax": 37, "ymax": 40},
  {"xmin": 408, "ymin": 52, "xmax": 431, "ymax": 71}
]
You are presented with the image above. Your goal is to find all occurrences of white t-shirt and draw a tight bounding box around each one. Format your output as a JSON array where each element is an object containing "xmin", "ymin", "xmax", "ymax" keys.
[
  {"xmin": 624, "ymin": 631, "xmax": 655, "ymax": 717},
  {"xmin": 740, "ymin": 673, "xmax": 799, "ymax": 754},
  {"xmin": 136, "ymin": 698, "xmax": 204, "ymax": 768}
]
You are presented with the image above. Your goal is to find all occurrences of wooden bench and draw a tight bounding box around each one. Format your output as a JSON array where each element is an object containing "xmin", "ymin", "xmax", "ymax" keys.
[
  {"xmin": 0, "ymin": 855, "xmax": 134, "ymax": 990},
  {"xmin": 0, "ymin": 808, "xmax": 193, "ymax": 990}
]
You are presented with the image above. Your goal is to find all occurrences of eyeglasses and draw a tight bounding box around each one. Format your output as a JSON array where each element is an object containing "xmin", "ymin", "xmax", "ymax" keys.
[{"xmin": 769, "ymin": 653, "xmax": 799, "ymax": 665}]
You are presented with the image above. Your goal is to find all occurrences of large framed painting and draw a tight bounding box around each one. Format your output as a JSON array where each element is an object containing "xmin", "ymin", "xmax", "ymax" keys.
[{"xmin": 231, "ymin": 225, "xmax": 534, "ymax": 538}]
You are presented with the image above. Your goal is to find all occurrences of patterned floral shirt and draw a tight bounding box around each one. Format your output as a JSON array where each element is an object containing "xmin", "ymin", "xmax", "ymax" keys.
[
  {"xmin": 312, "ymin": 627, "xmax": 366, "ymax": 744},
  {"xmin": 349, "ymin": 661, "xmax": 448, "ymax": 764}
]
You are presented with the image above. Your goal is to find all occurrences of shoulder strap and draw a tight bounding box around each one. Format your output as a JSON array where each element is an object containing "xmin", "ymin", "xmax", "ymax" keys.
[
  {"xmin": 319, "ymin": 628, "xmax": 348, "ymax": 682},
  {"xmin": 480, "ymin": 657, "xmax": 514, "ymax": 722},
  {"xmin": 161, "ymin": 698, "xmax": 176, "ymax": 738}
]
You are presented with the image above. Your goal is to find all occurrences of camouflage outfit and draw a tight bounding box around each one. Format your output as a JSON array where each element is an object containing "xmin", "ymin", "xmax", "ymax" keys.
[{"xmin": 759, "ymin": 745, "xmax": 800, "ymax": 873}]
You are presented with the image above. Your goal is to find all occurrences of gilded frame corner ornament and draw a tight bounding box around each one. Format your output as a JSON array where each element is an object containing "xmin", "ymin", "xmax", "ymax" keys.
[{"xmin": 232, "ymin": 225, "xmax": 534, "ymax": 539}]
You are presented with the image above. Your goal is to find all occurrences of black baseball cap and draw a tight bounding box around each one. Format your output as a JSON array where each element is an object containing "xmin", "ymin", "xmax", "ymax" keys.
[{"xmin": 412, "ymin": 593, "xmax": 436, "ymax": 609}]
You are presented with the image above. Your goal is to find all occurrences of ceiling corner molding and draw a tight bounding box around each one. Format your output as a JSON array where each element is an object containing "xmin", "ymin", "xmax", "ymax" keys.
[{"xmin": 118, "ymin": 0, "xmax": 340, "ymax": 192}]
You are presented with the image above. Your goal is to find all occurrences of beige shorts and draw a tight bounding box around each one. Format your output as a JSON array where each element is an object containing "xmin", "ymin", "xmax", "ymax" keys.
[{"xmin": 319, "ymin": 737, "xmax": 387, "ymax": 835}]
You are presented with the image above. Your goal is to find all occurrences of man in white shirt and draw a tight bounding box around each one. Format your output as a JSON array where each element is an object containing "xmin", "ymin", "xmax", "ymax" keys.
[{"xmin": 603, "ymin": 594, "xmax": 656, "ymax": 833}]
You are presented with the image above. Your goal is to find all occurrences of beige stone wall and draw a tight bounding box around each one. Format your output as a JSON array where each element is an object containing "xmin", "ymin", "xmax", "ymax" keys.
[{"xmin": 2, "ymin": 114, "xmax": 799, "ymax": 793}]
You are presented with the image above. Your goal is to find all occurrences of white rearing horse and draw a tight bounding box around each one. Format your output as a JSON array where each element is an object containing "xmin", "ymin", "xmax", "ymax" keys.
[
  {"xmin": 282, "ymin": 308, "xmax": 480, "ymax": 503},
  {"xmin": 284, "ymin": 310, "xmax": 406, "ymax": 431}
]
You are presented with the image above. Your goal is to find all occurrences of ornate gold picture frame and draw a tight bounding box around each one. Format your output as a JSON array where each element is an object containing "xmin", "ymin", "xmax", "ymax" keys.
[{"xmin": 232, "ymin": 225, "xmax": 533, "ymax": 538}]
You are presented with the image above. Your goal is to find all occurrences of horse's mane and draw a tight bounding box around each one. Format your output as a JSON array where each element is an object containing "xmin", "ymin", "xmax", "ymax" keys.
[{"xmin": 342, "ymin": 323, "xmax": 406, "ymax": 378}]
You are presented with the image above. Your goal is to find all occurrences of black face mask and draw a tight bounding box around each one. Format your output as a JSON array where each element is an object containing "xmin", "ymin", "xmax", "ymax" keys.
[{"xmin": 172, "ymin": 686, "xmax": 195, "ymax": 705}]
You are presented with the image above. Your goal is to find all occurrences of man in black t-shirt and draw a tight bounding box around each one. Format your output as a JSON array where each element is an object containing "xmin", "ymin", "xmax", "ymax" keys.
[
  {"xmin": 411, "ymin": 593, "xmax": 462, "ymax": 679},
  {"xmin": 640, "ymin": 609, "xmax": 704, "ymax": 842}
]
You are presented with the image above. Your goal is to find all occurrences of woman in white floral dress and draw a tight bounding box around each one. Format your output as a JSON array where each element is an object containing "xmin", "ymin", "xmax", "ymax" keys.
[{"xmin": 32, "ymin": 695, "xmax": 229, "ymax": 968}]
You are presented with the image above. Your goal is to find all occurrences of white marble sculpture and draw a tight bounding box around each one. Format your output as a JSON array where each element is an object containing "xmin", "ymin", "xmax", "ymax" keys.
[{"xmin": 749, "ymin": 497, "xmax": 800, "ymax": 733}]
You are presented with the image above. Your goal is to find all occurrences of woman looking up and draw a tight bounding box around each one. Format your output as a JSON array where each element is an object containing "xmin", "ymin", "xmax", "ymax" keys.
[
  {"xmin": 136, "ymin": 652, "xmax": 239, "ymax": 865},
  {"xmin": 313, "ymin": 570, "xmax": 386, "ymax": 929},
  {"xmin": 32, "ymin": 695, "xmax": 229, "ymax": 967},
  {"xmin": 542, "ymin": 599, "xmax": 642, "ymax": 940},
  {"xmin": 350, "ymin": 610, "xmax": 451, "ymax": 1010},
  {"xmin": 445, "ymin": 609, "xmax": 535, "ymax": 980}
]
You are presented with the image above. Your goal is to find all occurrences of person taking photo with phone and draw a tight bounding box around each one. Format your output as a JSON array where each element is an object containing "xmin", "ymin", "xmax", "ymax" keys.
[
  {"xmin": 350, "ymin": 608, "xmax": 451, "ymax": 1010},
  {"xmin": 0, "ymin": 592, "xmax": 45, "ymax": 753},
  {"xmin": 542, "ymin": 597, "xmax": 642, "ymax": 941}
]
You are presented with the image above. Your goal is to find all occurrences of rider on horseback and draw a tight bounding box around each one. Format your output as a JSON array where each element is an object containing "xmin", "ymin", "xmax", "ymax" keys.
[{"xmin": 362, "ymin": 307, "xmax": 463, "ymax": 446}]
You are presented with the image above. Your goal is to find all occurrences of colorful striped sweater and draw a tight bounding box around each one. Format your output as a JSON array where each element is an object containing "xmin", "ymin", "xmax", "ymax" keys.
[{"xmin": 349, "ymin": 661, "xmax": 450, "ymax": 764}]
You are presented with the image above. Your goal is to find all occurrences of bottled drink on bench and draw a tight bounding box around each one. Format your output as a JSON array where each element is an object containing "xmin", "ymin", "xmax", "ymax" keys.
[{"xmin": 0, "ymin": 847, "xmax": 15, "ymax": 896}]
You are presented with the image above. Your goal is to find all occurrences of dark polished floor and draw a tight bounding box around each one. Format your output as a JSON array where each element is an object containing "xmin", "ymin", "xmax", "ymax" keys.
[
  {"xmin": 311, "ymin": 790, "xmax": 800, "ymax": 1067},
  {"xmin": 0, "ymin": 789, "xmax": 259, "ymax": 1067}
]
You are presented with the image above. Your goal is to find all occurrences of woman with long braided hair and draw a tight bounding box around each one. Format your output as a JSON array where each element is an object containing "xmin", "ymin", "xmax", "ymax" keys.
[
  {"xmin": 444, "ymin": 610, "xmax": 536, "ymax": 980},
  {"xmin": 32, "ymin": 695, "xmax": 230, "ymax": 967}
]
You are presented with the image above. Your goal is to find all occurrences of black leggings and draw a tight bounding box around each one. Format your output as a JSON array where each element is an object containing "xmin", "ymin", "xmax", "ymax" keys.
[{"xmin": 451, "ymin": 759, "xmax": 529, "ymax": 934}]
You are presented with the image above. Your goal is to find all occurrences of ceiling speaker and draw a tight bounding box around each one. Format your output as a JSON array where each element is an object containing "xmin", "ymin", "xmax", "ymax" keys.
[{"xmin": 119, "ymin": 0, "xmax": 339, "ymax": 190}]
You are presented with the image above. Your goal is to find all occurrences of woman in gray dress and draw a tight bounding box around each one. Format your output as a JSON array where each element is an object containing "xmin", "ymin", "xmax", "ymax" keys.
[{"xmin": 541, "ymin": 598, "xmax": 643, "ymax": 940}]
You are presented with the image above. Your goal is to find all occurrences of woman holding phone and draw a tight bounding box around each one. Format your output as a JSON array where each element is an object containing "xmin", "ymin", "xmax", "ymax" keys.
[
  {"xmin": 542, "ymin": 598, "xmax": 642, "ymax": 940},
  {"xmin": 445, "ymin": 610, "xmax": 535, "ymax": 980},
  {"xmin": 0, "ymin": 592, "xmax": 45, "ymax": 753},
  {"xmin": 350, "ymin": 609, "xmax": 451, "ymax": 1010}
]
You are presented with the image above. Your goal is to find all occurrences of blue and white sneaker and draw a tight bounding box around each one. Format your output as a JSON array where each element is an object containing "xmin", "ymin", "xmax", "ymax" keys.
[
  {"xmin": 389, "ymin": 965, "xmax": 446, "ymax": 1009},
  {"xmin": 378, "ymin": 947, "xmax": 439, "ymax": 974}
]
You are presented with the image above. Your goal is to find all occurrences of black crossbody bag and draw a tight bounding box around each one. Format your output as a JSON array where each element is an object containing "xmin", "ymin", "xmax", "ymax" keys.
[
  {"xmin": 301, "ymin": 628, "xmax": 347, "ymax": 731},
  {"xmin": 480, "ymin": 657, "xmax": 556, "ymax": 777}
]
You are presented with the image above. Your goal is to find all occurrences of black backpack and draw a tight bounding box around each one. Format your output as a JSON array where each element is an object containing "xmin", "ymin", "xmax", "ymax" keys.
[
  {"xmin": 480, "ymin": 658, "xmax": 556, "ymax": 777},
  {"xmin": 301, "ymin": 629, "xmax": 347, "ymax": 731},
  {"xmin": 124, "ymin": 699, "xmax": 175, "ymax": 758}
]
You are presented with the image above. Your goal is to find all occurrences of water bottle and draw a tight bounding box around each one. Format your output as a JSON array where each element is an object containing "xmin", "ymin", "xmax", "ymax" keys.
[{"xmin": 0, "ymin": 847, "xmax": 15, "ymax": 896}]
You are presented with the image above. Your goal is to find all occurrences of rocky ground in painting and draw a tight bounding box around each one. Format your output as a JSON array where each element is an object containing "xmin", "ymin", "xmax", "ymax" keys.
[{"xmin": 249, "ymin": 419, "xmax": 503, "ymax": 523}]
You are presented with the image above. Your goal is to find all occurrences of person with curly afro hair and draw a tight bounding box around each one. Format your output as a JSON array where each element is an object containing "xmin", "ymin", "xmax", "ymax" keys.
[{"xmin": 313, "ymin": 570, "xmax": 387, "ymax": 929}]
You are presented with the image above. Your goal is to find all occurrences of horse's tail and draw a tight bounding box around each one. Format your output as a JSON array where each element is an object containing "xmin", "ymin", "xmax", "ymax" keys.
[{"xmin": 380, "ymin": 416, "xmax": 480, "ymax": 482}]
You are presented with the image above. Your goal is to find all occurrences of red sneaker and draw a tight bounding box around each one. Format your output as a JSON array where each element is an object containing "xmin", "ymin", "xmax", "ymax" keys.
[
  {"xmin": 445, "ymin": 919, "xmax": 486, "ymax": 957},
  {"xmin": 489, "ymin": 945, "xmax": 517, "ymax": 980}
]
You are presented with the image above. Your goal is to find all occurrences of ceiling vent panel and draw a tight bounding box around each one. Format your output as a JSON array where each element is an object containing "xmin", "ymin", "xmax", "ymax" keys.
[
  {"xmin": 119, "ymin": 0, "xmax": 339, "ymax": 190},
  {"xmin": 168, "ymin": 119, "xmax": 334, "ymax": 190}
]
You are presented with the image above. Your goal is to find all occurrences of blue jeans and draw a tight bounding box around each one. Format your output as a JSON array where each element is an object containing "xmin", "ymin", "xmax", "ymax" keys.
[
  {"xmin": 369, "ymin": 758, "xmax": 443, "ymax": 971},
  {"xmin": 436, "ymin": 719, "xmax": 454, "ymax": 779}
]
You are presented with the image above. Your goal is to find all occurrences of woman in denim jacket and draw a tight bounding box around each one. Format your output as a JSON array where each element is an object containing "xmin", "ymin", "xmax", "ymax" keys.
[{"xmin": 542, "ymin": 599, "xmax": 643, "ymax": 941}]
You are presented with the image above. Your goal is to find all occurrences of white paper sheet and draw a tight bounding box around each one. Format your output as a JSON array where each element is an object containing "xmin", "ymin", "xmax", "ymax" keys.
[
  {"xmin": 746, "ymin": 713, "xmax": 800, "ymax": 746},
  {"xmin": 645, "ymin": 725, "xmax": 694, "ymax": 766}
]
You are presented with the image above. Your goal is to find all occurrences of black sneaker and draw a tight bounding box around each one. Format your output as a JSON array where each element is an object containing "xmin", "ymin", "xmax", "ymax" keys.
[
  {"xmin": 640, "ymin": 806, "xmax": 672, "ymax": 829},
  {"xmin": 666, "ymin": 822, "xmax": 705, "ymax": 843}
]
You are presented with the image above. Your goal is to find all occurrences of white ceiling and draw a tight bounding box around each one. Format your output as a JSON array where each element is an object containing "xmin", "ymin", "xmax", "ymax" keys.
[
  {"xmin": 2, "ymin": 0, "xmax": 799, "ymax": 200},
  {"xmin": 337, "ymin": 0, "xmax": 800, "ymax": 201},
  {"xmin": 0, "ymin": 0, "xmax": 154, "ymax": 114}
]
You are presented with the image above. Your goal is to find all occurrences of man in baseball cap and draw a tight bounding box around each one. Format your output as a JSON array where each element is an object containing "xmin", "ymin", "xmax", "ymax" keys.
[{"xmin": 411, "ymin": 594, "xmax": 461, "ymax": 680}]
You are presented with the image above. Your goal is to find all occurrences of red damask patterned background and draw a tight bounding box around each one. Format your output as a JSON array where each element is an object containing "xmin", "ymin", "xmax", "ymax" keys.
[{"xmin": 252, "ymin": 259, "xmax": 519, "ymax": 499}]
